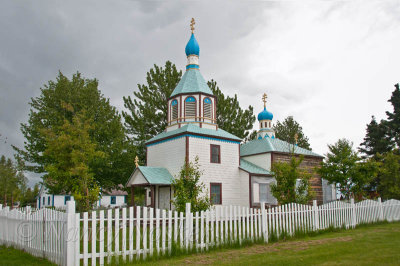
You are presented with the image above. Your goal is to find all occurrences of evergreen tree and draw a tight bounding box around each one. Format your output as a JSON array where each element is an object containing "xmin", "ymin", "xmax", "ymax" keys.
[
  {"xmin": 14, "ymin": 72, "xmax": 134, "ymax": 189},
  {"xmin": 273, "ymin": 116, "xmax": 311, "ymax": 150},
  {"xmin": 0, "ymin": 155, "xmax": 26, "ymax": 206},
  {"xmin": 359, "ymin": 116, "xmax": 393, "ymax": 158},
  {"xmin": 386, "ymin": 83, "xmax": 400, "ymax": 148},
  {"xmin": 123, "ymin": 61, "xmax": 182, "ymax": 163},
  {"xmin": 123, "ymin": 62, "xmax": 256, "ymax": 163},
  {"xmin": 207, "ymin": 80, "xmax": 256, "ymax": 140}
]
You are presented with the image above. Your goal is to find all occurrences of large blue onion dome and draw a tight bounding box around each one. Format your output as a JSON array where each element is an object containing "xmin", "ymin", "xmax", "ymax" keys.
[
  {"xmin": 258, "ymin": 107, "xmax": 273, "ymax": 121},
  {"xmin": 185, "ymin": 33, "xmax": 200, "ymax": 56}
]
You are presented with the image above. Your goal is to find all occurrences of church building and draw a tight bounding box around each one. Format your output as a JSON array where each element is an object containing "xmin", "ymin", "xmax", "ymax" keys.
[{"xmin": 126, "ymin": 20, "xmax": 335, "ymax": 209}]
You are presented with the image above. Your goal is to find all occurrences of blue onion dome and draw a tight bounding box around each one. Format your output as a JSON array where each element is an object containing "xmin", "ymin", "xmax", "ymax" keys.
[
  {"xmin": 257, "ymin": 107, "xmax": 273, "ymax": 121},
  {"xmin": 185, "ymin": 33, "xmax": 200, "ymax": 56}
]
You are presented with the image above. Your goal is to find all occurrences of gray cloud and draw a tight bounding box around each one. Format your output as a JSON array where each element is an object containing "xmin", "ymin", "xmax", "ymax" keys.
[{"xmin": 1, "ymin": 0, "xmax": 399, "ymax": 186}]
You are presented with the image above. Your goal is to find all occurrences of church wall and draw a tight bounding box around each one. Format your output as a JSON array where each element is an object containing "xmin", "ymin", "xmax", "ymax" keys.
[
  {"xmin": 272, "ymin": 153, "xmax": 324, "ymax": 205},
  {"xmin": 147, "ymin": 137, "xmax": 186, "ymax": 178},
  {"xmin": 188, "ymin": 137, "xmax": 245, "ymax": 206},
  {"xmin": 241, "ymin": 153, "xmax": 271, "ymax": 171}
]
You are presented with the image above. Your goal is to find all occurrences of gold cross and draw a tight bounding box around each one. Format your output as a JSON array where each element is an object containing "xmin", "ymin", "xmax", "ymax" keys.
[
  {"xmin": 190, "ymin": 18, "xmax": 195, "ymax": 33},
  {"xmin": 262, "ymin": 93, "xmax": 268, "ymax": 108},
  {"xmin": 134, "ymin": 156, "xmax": 139, "ymax": 168}
]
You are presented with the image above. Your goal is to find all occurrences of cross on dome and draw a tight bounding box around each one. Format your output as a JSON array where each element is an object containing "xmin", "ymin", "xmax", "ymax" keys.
[
  {"xmin": 262, "ymin": 93, "xmax": 267, "ymax": 108},
  {"xmin": 190, "ymin": 18, "xmax": 195, "ymax": 33}
]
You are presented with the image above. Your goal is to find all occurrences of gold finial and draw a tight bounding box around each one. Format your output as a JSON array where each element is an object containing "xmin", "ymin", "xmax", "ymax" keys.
[
  {"xmin": 294, "ymin": 133, "xmax": 298, "ymax": 145},
  {"xmin": 262, "ymin": 93, "xmax": 268, "ymax": 108},
  {"xmin": 134, "ymin": 156, "xmax": 139, "ymax": 168},
  {"xmin": 190, "ymin": 18, "xmax": 195, "ymax": 33}
]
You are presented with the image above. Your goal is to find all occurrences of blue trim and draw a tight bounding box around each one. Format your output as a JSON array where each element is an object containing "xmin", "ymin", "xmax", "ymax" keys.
[
  {"xmin": 204, "ymin": 98, "xmax": 212, "ymax": 104},
  {"xmin": 171, "ymin": 99, "xmax": 178, "ymax": 106},
  {"xmin": 110, "ymin": 196, "xmax": 116, "ymax": 205},
  {"xmin": 185, "ymin": 96, "xmax": 196, "ymax": 102},
  {"xmin": 52, "ymin": 195, "xmax": 54, "ymax": 207},
  {"xmin": 186, "ymin": 64, "xmax": 199, "ymax": 70},
  {"xmin": 147, "ymin": 133, "xmax": 240, "ymax": 147}
]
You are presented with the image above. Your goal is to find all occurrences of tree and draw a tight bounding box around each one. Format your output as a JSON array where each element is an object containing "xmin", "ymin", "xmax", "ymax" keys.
[
  {"xmin": 0, "ymin": 155, "xmax": 26, "ymax": 206},
  {"xmin": 122, "ymin": 62, "xmax": 256, "ymax": 163},
  {"xmin": 359, "ymin": 116, "xmax": 393, "ymax": 158},
  {"xmin": 273, "ymin": 116, "xmax": 311, "ymax": 150},
  {"xmin": 14, "ymin": 72, "xmax": 134, "ymax": 189},
  {"xmin": 42, "ymin": 110, "xmax": 104, "ymax": 211},
  {"xmin": 377, "ymin": 151, "xmax": 400, "ymax": 200},
  {"xmin": 386, "ymin": 83, "xmax": 400, "ymax": 148},
  {"xmin": 318, "ymin": 139, "xmax": 370, "ymax": 199},
  {"xmin": 171, "ymin": 157, "xmax": 210, "ymax": 213},
  {"xmin": 123, "ymin": 61, "xmax": 182, "ymax": 163},
  {"xmin": 270, "ymin": 156, "xmax": 314, "ymax": 205},
  {"xmin": 207, "ymin": 80, "xmax": 256, "ymax": 140}
]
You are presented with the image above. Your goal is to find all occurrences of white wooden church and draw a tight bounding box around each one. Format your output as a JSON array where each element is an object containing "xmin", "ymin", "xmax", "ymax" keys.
[{"xmin": 126, "ymin": 20, "xmax": 335, "ymax": 209}]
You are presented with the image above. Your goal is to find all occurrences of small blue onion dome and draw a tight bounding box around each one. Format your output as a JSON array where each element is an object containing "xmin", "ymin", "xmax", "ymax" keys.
[
  {"xmin": 257, "ymin": 107, "xmax": 273, "ymax": 121},
  {"xmin": 185, "ymin": 33, "xmax": 200, "ymax": 56}
]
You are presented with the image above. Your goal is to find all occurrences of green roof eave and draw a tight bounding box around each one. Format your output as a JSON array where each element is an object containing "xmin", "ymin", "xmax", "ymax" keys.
[
  {"xmin": 138, "ymin": 166, "xmax": 174, "ymax": 185},
  {"xmin": 239, "ymin": 159, "xmax": 272, "ymax": 175},
  {"xmin": 240, "ymin": 137, "xmax": 323, "ymax": 158},
  {"xmin": 145, "ymin": 124, "xmax": 241, "ymax": 145},
  {"xmin": 170, "ymin": 69, "xmax": 213, "ymax": 98}
]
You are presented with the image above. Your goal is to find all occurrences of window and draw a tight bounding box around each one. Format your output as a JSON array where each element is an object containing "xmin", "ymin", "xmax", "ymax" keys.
[
  {"xmin": 43, "ymin": 197, "xmax": 45, "ymax": 206},
  {"xmin": 185, "ymin": 97, "xmax": 196, "ymax": 118},
  {"xmin": 64, "ymin": 195, "xmax": 71, "ymax": 205},
  {"xmin": 259, "ymin": 184, "xmax": 268, "ymax": 203},
  {"xmin": 124, "ymin": 195, "xmax": 127, "ymax": 204},
  {"xmin": 210, "ymin": 183, "xmax": 222, "ymax": 205},
  {"xmin": 171, "ymin": 100, "xmax": 178, "ymax": 120},
  {"xmin": 111, "ymin": 196, "xmax": 116, "ymax": 205},
  {"xmin": 48, "ymin": 196, "xmax": 51, "ymax": 205},
  {"xmin": 203, "ymin": 98, "xmax": 212, "ymax": 119},
  {"xmin": 210, "ymin": 144, "xmax": 220, "ymax": 163}
]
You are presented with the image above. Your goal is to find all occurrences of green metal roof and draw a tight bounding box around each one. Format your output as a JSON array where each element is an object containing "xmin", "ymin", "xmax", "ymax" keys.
[
  {"xmin": 146, "ymin": 124, "xmax": 241, "ymax": 145},
  {"xmin": 240, "ymin": 159, "xmax": 272, "ymax": 175},
  {"xmin": 240, "ymin": 137, "xmax": 323, "ymax": 157},
  {"xmin": 138, "ymin": 166, "xmax": 174, "ymax": 185},
  {"xmin": 170, "ymin": 69, "xmax": 213, "ymax": 97}
]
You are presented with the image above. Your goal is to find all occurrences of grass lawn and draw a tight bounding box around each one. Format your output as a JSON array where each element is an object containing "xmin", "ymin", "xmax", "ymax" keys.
[
  {"xmin": 134, "ymin": 222, "xmax": 400, "ymax": 266},
  {"xmin": 1, "ymin": 222, "xmax": 399, "ymax": 265},
  {"xmin": 0, "ymin": 246, "xmax": 55, "ymax": 266}
]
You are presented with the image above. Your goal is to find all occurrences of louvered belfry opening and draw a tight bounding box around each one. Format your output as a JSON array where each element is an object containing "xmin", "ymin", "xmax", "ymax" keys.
[
  {"xmin": 203, "ymin": 97, "xmax": 212, "ymax": 119},
  {"xmin": 171, "ymin": 100, "xmax": 178, "ymax": 121},
  {"xmin": 185, "ymin": 96, "xmax": 196, "ymax": 118}
]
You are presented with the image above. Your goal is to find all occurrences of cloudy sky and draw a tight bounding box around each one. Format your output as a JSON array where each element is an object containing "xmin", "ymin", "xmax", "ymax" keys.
[{"xmin": 1, "ymin": 1, "xmax": 399, "ymax": 186}]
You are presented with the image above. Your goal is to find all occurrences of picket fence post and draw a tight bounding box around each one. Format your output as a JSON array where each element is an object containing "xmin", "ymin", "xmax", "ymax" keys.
[
  {"xmin": 65, "ymin": 200, "xmax": 76, "ymax": 266},
  {"xmin": 313, "ymin": 200, "xmax": 319, "ymax": 231},
  {"xmin": 260, "ymin": 202, "xmax": 268, "ymax": 242},
  {"xmin": 378, "ymin": 197, "xmax": 384, "ymax": 221},
  {"xmin": 185, "ymin": 203, "xmax": 191, "ymax": 250},
  {"xmin": 350, "ymin": 198, "xmax": 356, "ymax": 228}
]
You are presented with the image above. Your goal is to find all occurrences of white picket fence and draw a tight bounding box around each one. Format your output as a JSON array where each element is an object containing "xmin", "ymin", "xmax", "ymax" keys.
[
  {"xmin": 0, "ymin": 198, "xmax": 399, "ymax": 266},
  {"xmin": 0, "ymin": 205, "xmax": 68, "ymax": 265}
]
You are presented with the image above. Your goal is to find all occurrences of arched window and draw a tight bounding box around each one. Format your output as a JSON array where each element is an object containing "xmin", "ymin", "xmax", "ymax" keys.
[
  {"xmin": 171, "ymin": 100, "xmax": 178, "ymax": 120},
  {"xmin": 185, "ymin": 97, "xmax": 196, "ymax": 118},
  {"xmin": 203, "ymin": 98, "xmax": 212, "ymax": 119}
]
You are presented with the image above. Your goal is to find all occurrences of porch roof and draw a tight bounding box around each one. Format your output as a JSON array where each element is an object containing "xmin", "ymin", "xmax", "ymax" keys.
[{"xmin": 127, "ymin": 166, "xmax": 174, "ymax": 186}]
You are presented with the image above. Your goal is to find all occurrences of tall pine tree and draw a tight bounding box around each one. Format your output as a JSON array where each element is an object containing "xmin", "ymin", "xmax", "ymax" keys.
[
  {"xmin": 123, "ymin": 62, "xmax": 256, "ymax": 163},
  {"xmin": 359, "ymin": 116, "xmax": 393, "ymax": 158},
  {"xmin": 273, "ymin": 116, "xmax": 311, "ymax": 150},
  {"xmin": 386, "ymin": 83, "xmax": 400, "ymax": 148}
]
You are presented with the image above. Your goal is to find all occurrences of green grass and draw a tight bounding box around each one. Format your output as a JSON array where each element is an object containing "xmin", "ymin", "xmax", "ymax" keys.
[
  {"xmin": 0, "ymin": 246, "xmax": 55, "ymax": 266},
  {"xmin": 123, "ymin": 222, "xmax": 400, "ymax": 265}
]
